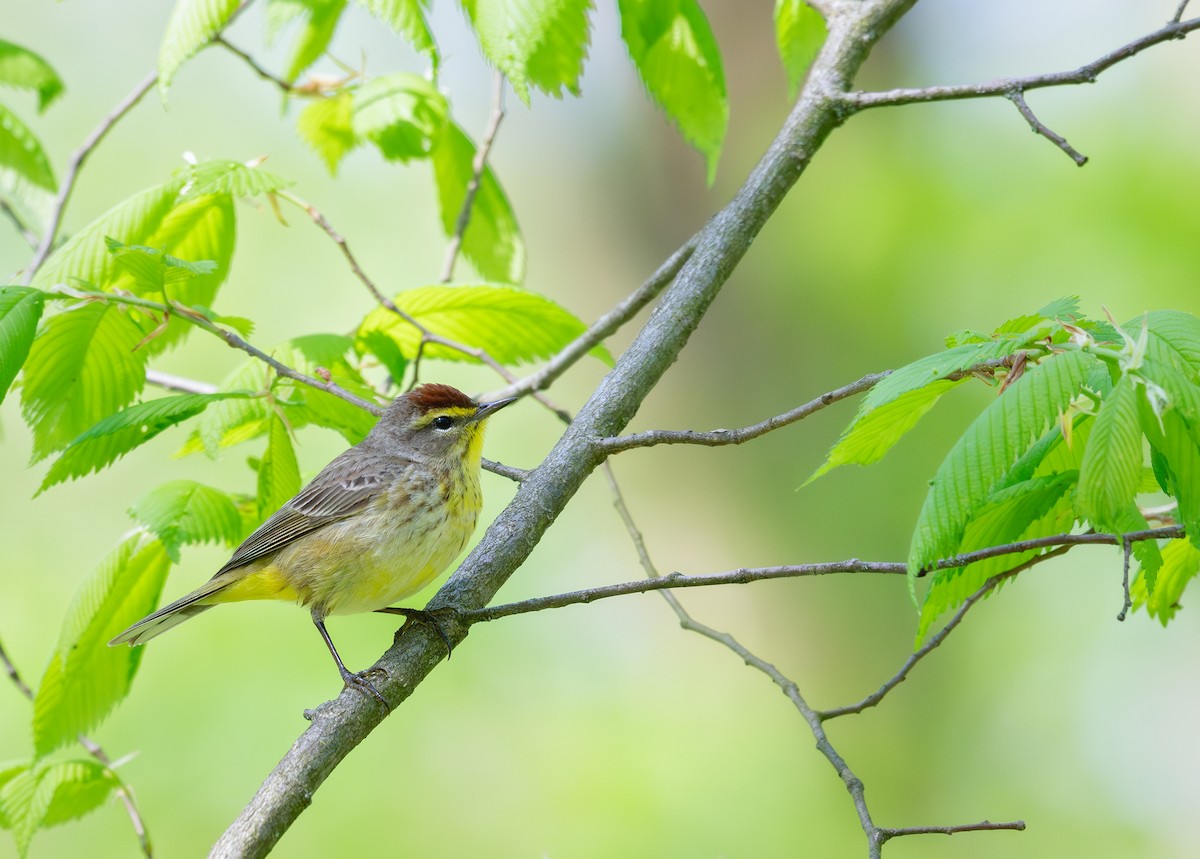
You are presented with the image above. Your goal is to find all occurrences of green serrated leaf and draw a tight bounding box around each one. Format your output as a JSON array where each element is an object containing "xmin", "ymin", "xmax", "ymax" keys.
[
  {"xmin": 180, "ymin": 158, "xmax": 293, "ymax": 198},
  {"xmin": 773, "ymin": 0, "xmax": 824, "ymax": 99},
  {"xmin": 353, "ymin": 73, "xmax": 447, "ymax": 162},
  {"xmin": 297, "ymin": 92, "xmax": 357, "ymax": 174},
  {"xmin": 430, "ymin": 122, "xmax": 524, "ymax": 283},
  {"xmin": 0, "ymin": 103, "xmax": 55, "ymax": 192},
  {"xmin": 269, "ymin": 0, "xmax": 349, "ymax": 83},
  {"xmin": 617, "ymin": 0, "xmax": 727, "ymax": 183},
  {"xmin": 106, "ymin": 237, "xmax": 218, "ymax": 296},
  {"xmin": 128, "ymin": 480, "xmax": 245, "ymax": 560},
  {"xmin": 33, "ymin": 532, "xmax": 172, "ymax": 757},
  {"xmin": 1076, "ymin": 373, "xmax": 1144, "ymax": 533},
  {"xmin": 917, "ymin": 473, "xmax": 1075, "ymax": 643},
  {"xmin": 0, "ymin": 287, "xmax": 44, "ymax": 407},
  {"xmin": 908, "ymin": 350, "xmax": 1097, "ymax": 586},
  {"xmin": 1133, "ymin": 537, "xmax": 1200, "ymax": 626},
  {"xmin": 355, "ymin": 0, "xmax": 438, "ymax": 66},
  {"xmin": 809, "ymin": 378, "xmax": 961, "ymax": 482},
  {"xmin": 37, "ymin": 760, "xmax": 118, "ymax": 828},
  {"xmin": 273, "ymin": 334, "xmax": 380, "ymax": 442},
  {"xmin": 461, "ymin": 0, "xmax": 592, "ymax": 102},
  {"xmin": 39, "ymin": 392, "xmax": 254, "ymax": 492},
  {"xmin": 357, "ymin": 283, "xmax": 610, "ymax": 367},
  {"xmin": 1140, "ymin": 310, "xmax": 1200, "ymax": 383},
  {"xmin": 20, "ymin": 304, "xmax": 149, "ymax": 460},
  {"xmin": 0, "ymin": 40, "xmax": 64, "ymax": 111},
  {"xmin": 157, "ymin": 0, "xmax": 242, "ymax": 100},
  {"xmin": 1037, "ymin": 296, "xmax": 1081, "ymax": 320},
  {"xmin": 0, "ymin": 765, "xmax": 43, "ymax": 856},
  {"xmin": 862, "ymin": 340, "xmax": 1020, "ymax": 414},
  {"xmin": 357, "ymin": 329, "xmax": 408, "ymax": 384},
  {"xmin": 30, "ymin": 179, "xmax": 185, "ymax": 292},
  {"xmin": 258, "ymin": 415, "xmax": 301, "ymax": 522},
  {"xmin": 1147, "ymin": 410, "xmax": 1200, "ymax": 548}
]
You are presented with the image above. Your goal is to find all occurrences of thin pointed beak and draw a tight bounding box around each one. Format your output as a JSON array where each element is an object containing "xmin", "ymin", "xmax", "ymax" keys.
[{"xmin": 472, "ymin": 396, "xmax": 518, "ymax": 422}]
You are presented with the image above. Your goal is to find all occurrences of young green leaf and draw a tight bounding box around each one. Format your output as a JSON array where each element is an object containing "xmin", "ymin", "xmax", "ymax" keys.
[
  {"xmin": 258, "ymin": 415, "xmax": 301, "ymax": 522},
  {"xmin": 774, "ymin": 0, "xmax": 825, "ymax": 99},
  {"xmin": 180, "ymin": 158, "xmax": 293, "ymax": 198},
  {"xmin": 917, "ymin": 473, "xmax": 1075, "ymax": 643},
  {"xmin": 908, "ymin": 350, "xmax": 1098, "ymax": 584},
  {"xmin": 39, "ymin": 392, "xmax": 255, "ymax": 492},
  {"xmin": 35, "ymin": 760, "xmax": 119, "ymax": 829},
  {"xmin": 618, "ymin": 0, "xmax": 727, "ymax": 183},
  {"xmin": 357, "ymin": 283, "xmax": 610, "ymax": 366},
  {"xmin": 1133, "ymin": 538, "xmax": 1200, "ymax": 626},
  {"xmin": 1140, "ymin": 309, "xmax": 1200, "ymax": 382},
  {"xmin": 271, "ymin": 0, "xmax": 349, "ymax": 83},
  {"xmin": 298, "ymin": 92, "xmax": 356, "ymax": 174},
  {"xmin": 0, "ymin": 39, "xmax": 64, "ymax": 111},
  {"xmin": 1076, "ymin": 373, "xmax": 1144, "ymax": 534},
  {"xmin": 33, "ymin": 532, "xmax": 173, "ymax": 757},
  {"xmin": 272, "ymin": 334, "xmax": 381, "ymax": 443},
  {"xmin": 0, "ymin": 764, "xmax": 44, "ymax": 857},
  {"xmin": 157, "ymin": 0, "xmax": 243, "ymax": 100},
  {"xmin": 0, "ymin": 286, "xmax": 44, "ymax": 406},
  {"xmin": 862, "ymin": 340, "xmax": 1020, "ymax": 414},
  {"xmin": 29, "ymin": 179, "xmax": 185, "ymax": 293},
  {"xmin": 0, "ymin": 103, "xmax": 55, "ymax": 192},
  {"xmin": 809, "ymin": 379, "xmax": 962, "ymax": 481},
  {"xmin": 128, "ymin": 480, "xmax": 245, "ymax": 560},
  {"xmin": 21, "ymin": 304, "xmax": 149, "ymax": 460},
  {"xmin": 460, "ymin": 0, "xmax": 592, "ymax": 103},
  {"xmin": 1145, "ymin": 409, "xmax": 1200, "ymax": 547},
  {"xmin": 352, "ymin": 73, "xmax": 448, "ymax": 162},
  {"xmin": 430, "ymin": 122, "xmax": 525, "ymax": 283},
  {"xmin": 355, "ymin": 0, "xmax": 438, "ymax": 67}
]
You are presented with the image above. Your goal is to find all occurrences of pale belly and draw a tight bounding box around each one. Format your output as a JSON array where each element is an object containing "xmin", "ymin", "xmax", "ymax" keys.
[{"xmin": 262, "ymin": 478, "xmax": 481, "ymax": 616}]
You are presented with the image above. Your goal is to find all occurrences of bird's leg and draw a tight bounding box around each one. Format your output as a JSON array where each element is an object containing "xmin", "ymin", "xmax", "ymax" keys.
[
  {"xmin": 311, "ymin": 610, "xmax": 388, "ymax": 708},
  {"xmin": 374, "ymin": 606, "xmax": 458, "ymax": 656}
]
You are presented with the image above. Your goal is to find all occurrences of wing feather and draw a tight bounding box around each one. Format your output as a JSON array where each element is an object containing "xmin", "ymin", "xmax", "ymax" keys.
[{"xmin": 214, "ymin": 450, "xmax": 409, "ymax": 576}]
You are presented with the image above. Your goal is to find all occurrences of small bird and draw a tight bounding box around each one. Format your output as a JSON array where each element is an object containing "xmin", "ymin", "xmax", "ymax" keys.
[{"xmin": 110, "ymin": 383, "xmax": 515, "ymax": 703}]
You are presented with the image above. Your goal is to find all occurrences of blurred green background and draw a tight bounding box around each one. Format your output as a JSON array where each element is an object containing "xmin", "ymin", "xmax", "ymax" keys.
[{"xmin": 3, "ymin": 1, "xmax": 1200, "ymax": 856}]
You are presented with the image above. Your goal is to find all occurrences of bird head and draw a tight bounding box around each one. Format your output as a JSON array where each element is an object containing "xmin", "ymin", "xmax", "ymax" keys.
[{"xmin": 370, "ymin": 383, "xmax": 516, "ymax": 464}]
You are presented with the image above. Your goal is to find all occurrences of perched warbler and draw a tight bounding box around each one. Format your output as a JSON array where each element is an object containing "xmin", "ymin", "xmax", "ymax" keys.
[{"xmin": 110, "ymin": 383, "xmax": 515, "ymax": 702}]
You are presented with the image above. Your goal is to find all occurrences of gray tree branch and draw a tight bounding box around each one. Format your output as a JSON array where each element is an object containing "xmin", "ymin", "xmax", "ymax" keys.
[{"xmin": 209, "ymin": 2, "xmax": 920, "ymax": 855}]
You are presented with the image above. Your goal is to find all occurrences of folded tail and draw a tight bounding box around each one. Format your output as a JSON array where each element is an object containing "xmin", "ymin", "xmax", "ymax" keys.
[{"xmin": 109, "ymin": 577, "xmax": 229, "ymax": 646}]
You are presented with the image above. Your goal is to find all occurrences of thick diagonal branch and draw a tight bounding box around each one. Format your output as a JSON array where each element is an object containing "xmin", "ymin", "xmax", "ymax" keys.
[{"xmin": 209, "ymin": 2, "xmax": 918, "ymax": 855}]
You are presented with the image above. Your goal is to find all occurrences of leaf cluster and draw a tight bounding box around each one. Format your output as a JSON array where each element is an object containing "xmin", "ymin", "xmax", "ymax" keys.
[{"xmin": 812, "ymin": 300, "xmax": 1200, "ymax": 642}]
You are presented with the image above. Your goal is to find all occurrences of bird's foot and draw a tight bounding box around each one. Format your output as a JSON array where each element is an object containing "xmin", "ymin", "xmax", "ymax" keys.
[
  {"xmin": 340, "ymin": 665, "xmax": 389, "ymax": 709},
  {"xmin": 374, "ymin": 606, "xmax": 461, "ymax": 657}
]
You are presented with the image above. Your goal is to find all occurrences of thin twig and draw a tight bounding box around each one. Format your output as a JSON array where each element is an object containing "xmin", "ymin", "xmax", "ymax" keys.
[
  {"xmin": 463, "ymin": 529, "xmax": 1181, "ymax": 625},
  {"xmin": 481, "ymin": 241, "xmax": 696, "ymax": 402},
  {"xmin": 439, "ymin": 71, "xmax": 506, "ymax": 283},
  {"xmin": 878, "ymin": 820, "xmax": 1026, "ymax": 843},
  {"xmin": 145, "ymin": 368, "xmax": 219, "ymax": 394},
  {"xmin": 817, "ymin": 547, "xmax": 1073, "ymax": 720},
  {"xmin": 599, "ymin": 356, "xmax": 1018, "ymax": 454},
  {"xmin": 1007, "ymin": 90, "xmax": 1088, "ymax": 165},
  {"xmin": 1174, "ymin": 1, "xmax": 1192, "ymax": 24},
  {"xmin": 1117, "ymin": 535, "xmax": 1133, "ymax": 621},
  {"xmin": 214, "ymin": 36, "xmax": 294, "ymax": 92},
  {"xmin": 50, "ymin": 286, "xmax": 383, "ymax": 415},
  {"xmin": 0, "ymin": 636, "xmax": 33, "ymax": 699},
  {"xmin": 599, "ymin": 461, "xmax": 882, "ymax": 849},
  {"xmin": 0, "ymin": 198, "xmax": 39, "ymax": 248},
  {"xmin": 842, "ymin": 16, "xmax": 1200, "ymax": 111},
  {"xmin": 22, "ymin": 72, "xmax": 158, "ymax": 284}
]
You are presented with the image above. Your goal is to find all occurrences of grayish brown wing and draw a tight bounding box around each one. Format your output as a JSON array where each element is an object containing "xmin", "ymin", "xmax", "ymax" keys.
[{"xmin": 214, "ymin": 449, "xmax": 408, "ymax": 577}]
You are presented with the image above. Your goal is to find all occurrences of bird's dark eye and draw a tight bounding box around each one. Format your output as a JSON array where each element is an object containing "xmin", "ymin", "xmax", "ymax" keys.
[{"xmin": 431, "ymin": 415, "xmax": 455, "ymax": 430}]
